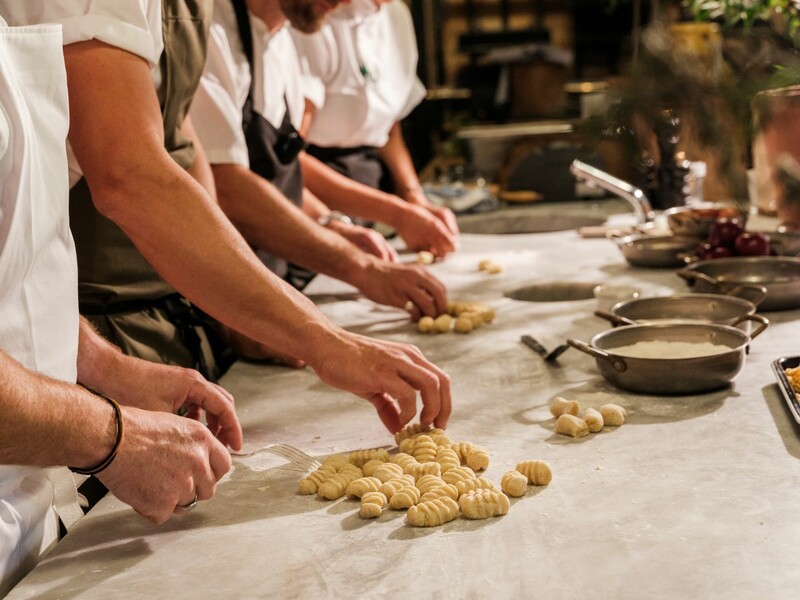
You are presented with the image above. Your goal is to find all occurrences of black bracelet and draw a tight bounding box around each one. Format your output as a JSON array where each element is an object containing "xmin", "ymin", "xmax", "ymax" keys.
[{"xmin": 70, "ymin": 394, "xmax": 124, "ymax": 476}]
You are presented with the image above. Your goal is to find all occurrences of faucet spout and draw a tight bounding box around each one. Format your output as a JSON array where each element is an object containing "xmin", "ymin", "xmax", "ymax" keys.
[{"xmin": 570, "ymin": 160, "xmax": 655, "ymax": 224}]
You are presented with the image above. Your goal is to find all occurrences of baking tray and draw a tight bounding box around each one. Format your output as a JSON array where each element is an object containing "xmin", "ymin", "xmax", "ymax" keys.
[{"xmin": 771, "ymin": 356, "xmax": 800, "ymax": 425}]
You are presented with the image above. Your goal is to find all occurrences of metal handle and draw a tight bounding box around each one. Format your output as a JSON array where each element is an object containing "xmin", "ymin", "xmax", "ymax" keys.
[
  {"xmin": 520, "ymin": 335, "xmax": 548, "ymax": 358},
  {"xmin": 570, "ymin": 160, "xmax": 655, "ymax": 224},
  {"xmin": 731, "ymin": 313, "xmax": 770, "ymax": 340},
  {"xmin": 594, "ymin": 310, "xmax": 636, "ymax": 326},
  {"xmin": 676, "ymin": 268, "xmax": 722, "ymax": 290},
  {"xmin": 605, "ymin": 230, "xmax": 626, "ymax": 243},
  {"xmin": 567, "ymin": 338, "xmax": 628, "ymax": 372},
  {"xmin": 726, "ymin": 284, "xmax": 768, "ymax": 308}
]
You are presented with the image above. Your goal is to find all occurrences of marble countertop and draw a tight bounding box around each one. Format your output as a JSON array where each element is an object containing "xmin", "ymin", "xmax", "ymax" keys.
[{"xmin": 9, "ymin": 214, "xmax": 800, "ymax": 599}]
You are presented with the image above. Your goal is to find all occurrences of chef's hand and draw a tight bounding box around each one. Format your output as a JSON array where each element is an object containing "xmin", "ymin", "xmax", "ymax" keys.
[
  {"xmin": 350, "ymin": 259, "xmax": 447, "ymax": 320},
  {"xmin": 109, "ymin": 359, "xmax": 243, "ymax": 452},
  {"xmin": 395, "ymin": 203, "xmax": 457, "ymax": 258},
  {"xmin": 307, "ymin": 331, "xmax": 452, "ymax": 433},
  {"xmin": 403, "ymin": 187, "xmax": 460, "ymax": 238},
  {"xmin": 327, "ymin": 219, "xmax": 399, "ymax": 263},
  {"xmin": 97, "ymin": 407, "xmax": 231, "ymax": 524}
]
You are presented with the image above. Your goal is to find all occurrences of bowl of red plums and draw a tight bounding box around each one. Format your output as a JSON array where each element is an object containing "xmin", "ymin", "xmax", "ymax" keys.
[{"xmin": 665, "ymin": 204, "xmax": 747, "ymax": 239}]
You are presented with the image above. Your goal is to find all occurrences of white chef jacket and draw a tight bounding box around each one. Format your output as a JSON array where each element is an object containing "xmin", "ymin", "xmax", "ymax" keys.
[
  {"xmin": 0, "ymin": 16, "xmax": 82, "ymax": 597},
  {"xmin": 190, "ymin": 1, "xmax": 305, "ymax": 168},
  {"xmin": 290, "ymin": 0, "xmax": 426, "ymax": 149},
  {"xmin": 0, "ymin": 0, "xmax": 164, "ymax": 188}
]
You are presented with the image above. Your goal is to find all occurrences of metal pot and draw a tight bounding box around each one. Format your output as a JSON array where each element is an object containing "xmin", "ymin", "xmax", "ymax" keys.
[
  {"xmin": 677, "ymin": 256, "xmax": 800, "ymax": 311},
  {"xmin": 567, "ymin": 323, "xmax": 752, "ymax": 395},
  {"xmin": 594, "ymin": 293, "xmax": 769, "ymax": 338},
  {"xmin": 608, "ymin": 232, "xmax": 700, "ymax": 268}
]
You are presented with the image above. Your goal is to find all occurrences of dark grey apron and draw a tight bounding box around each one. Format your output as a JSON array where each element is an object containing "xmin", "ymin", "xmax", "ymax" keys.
[{"xmin": 70, "ymin": 0, "xmax": 233, "ymax": 381}]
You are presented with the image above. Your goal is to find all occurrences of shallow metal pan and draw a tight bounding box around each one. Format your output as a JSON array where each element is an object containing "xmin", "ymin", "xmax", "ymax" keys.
[{"xmin": 608, "ymin": 232, "xmax": 700, "ymax": 268}]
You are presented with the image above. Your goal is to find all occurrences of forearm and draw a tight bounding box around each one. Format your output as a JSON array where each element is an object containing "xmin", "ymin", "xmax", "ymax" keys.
[
  {"xmin": 182, "ymin": 116, "xmax": 217, "ymax": 202},
  {"xmin": 0, "ymin": 349, "xmax": 115, "ymax": 469},
  {"xmin": 301, "ymin": 187, "xmax": 329, "ymax": 220},
  {"xmin": 378, "ymin": 122, "xmax": 421, "ymax": 200},
  {"xmin": 212, "ymin": 163, "xmax": 372, "ymax": 283}
]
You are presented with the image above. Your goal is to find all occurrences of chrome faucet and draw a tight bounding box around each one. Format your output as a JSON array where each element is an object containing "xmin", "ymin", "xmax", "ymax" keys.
[{"xmin": 570, "ymin": 160, "xmax": 655, "ymax": 224}]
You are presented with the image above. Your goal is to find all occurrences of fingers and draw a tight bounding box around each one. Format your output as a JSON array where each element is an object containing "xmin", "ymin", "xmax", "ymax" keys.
[
  {"xmin": 397, "ymin": 346, "xmax": 452, "ymax": 429},
  {"xmin": 365, "ymin": 393, "xmax": 402, "ymax": 433},
  {"xmin": 186, "ymin": 378, "xmax": 243, "ymax": 451},
  {"xmin": 206, "ymin": 434, "xmax": 233, "ymax": 481}
]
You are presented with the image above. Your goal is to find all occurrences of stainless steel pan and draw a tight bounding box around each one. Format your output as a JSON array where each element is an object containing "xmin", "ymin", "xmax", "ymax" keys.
[
  {"xmin": 607, "ymin": 232, "xmax": 699, "ymax": 268},
  {"xmin": 568, "ymin": 323, "xmax": 752, "ymax": 395},
  {"xmin": 677, "ymin": 256, "xmax": 800, "ymax": 311}
]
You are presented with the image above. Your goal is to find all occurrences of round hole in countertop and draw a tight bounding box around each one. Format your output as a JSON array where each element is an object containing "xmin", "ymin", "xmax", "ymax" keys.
[{"xmin": 504, "ymin": 282, "xmax": 601, "ymax": 302}]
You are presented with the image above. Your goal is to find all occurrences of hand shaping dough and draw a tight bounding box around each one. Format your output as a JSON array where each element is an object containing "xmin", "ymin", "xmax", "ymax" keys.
[
  {"xmin": 555, "ymin": 414, "xmax": 589, "ymax": 438},
  {"xmin": 346, "ymin": 477, "xmax": 383, "ymax": 499},
  {"xmin": 599, "ymin": 403, "xmax": 627, "ymax": 426},
  {"xmin": 459, "ymin": 488, "xmax": 511, "ymax": 519},
  {"xmin": 550, "ymin": 396, "xmax": 580, "ymax": 418},
  {"xmin": 501, "ymin": 470, "xmax": 528, "ymax": 497},
  {"xmin": 406, "ymin": 497, "xmax": 460, "ymax": 527},
  {"xmin": 583, "ymin": 408, "xmax": 604, "ymax": 432},
  {"xmin": 515, "ymin": 460, "xmax": 553, "ymax": 486},
  {"xmin": 360, "ymin": 491, "xmax": 387, "ymax": 518}
]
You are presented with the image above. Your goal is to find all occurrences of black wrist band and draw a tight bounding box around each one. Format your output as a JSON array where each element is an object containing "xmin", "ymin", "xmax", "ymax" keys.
[{"xmin": 70, "ymin": 394, "xmax": 124, "ymax": 476}]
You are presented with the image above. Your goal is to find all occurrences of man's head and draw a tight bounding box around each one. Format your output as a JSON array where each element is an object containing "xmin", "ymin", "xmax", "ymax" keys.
[{"xmin": 279, "ymin": 0, "xmax": 346, "ymax": 33}]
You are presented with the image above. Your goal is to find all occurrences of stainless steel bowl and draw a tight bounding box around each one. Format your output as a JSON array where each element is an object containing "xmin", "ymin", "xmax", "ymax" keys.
[
  {"xmin": 568, "ymin": 323, "xmax": 752, "ymax": 395},
  {"xmin": 677, "ymin": 256, "xmax": 800, "ymax": 311},
  {"xmin": 595, "ymin": 293, "xmax": 769, "ymax": 338},
  {"xmin": 608, "ymin": 232, "xmax": 700, "ymax": 268},
  {"xmin": 664, "ymin": 203, "xmax": 746, "ymax": 238}
]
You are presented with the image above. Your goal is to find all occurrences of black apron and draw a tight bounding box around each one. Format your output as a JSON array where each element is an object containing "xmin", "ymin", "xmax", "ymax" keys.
[
  {"xmin": 231, "ymin": 0, "xmax": 315, "ymax": 290},
  {"xmin": 70, "ymin": 0, "xmax": 233, "ymax": 382},
  {"xmin": 306, "ymin": 144, "xmax": 386, "ymax": 190}
]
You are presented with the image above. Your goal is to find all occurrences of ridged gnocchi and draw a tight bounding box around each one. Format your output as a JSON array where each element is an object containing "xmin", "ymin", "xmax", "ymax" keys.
[
  {"xmin": 419, "ymin": 484, "xmax": 459, "ymax": 503},
  {"xmin": 346, "ymin": 477, "xmax": 382, "ymax": 499},
  {"xmin": 435, "ymin": 447, "xmax": 461, "ymax": 472},
  {"xmin": 348, "ymin": 448, "xmax": 390, "ymax": 467},
  {"xmin": 379, "ymin": 476, "xmax": 415, "ymax": 500},
  {"xmin": 442, "ymin": 466, "xmax": 477, "ymax": 485},
  {"xmin": 406, "ymin": 497, "xmax": 460, "ymax": 527},
  {"xmin": 459, "ymin": 488, "xmax": 510, "ymax": 519},
  {"xmin": 372, "ymin": 462, "xmax": 405, "ymax": 482},
  {"xmin": 455, "ymin": 476, "xmax": 498, "ymax": 498},
  {"xmin": 515, "ymin": 460, "xmax": 552, "ymax": 486},
  {"xmin": 410, "ymin": 435, "xmax": 438, "ymax": 463},
  {"xmin": 501, "ymin": 470, "xmax": 528, "ymax": 497},
  {"xmin": 406, "ymin": 462, "xmax": 442, "ymax": 480},
  {"xmin": 360, "ymin": 491, "xmax": 387, "ymax": 519},
  {"xmin": 389, "ymin": 485, "xmax": 421, "ymax": 510}
]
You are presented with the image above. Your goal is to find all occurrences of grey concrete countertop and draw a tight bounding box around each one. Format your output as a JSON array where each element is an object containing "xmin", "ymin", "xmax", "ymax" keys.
[{"xmin": 9, "ymin": 215, "xmax": 800, "ymax": 599}]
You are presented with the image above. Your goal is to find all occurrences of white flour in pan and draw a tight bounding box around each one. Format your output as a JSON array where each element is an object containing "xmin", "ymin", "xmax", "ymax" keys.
[{"xmin": 608, "ymin": 340, "xmax": 732, "ymax": 359}]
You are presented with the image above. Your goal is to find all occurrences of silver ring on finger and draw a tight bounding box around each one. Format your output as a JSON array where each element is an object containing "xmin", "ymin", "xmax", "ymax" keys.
[{"xmin": 176, "ymin": 494, "xmax": 198, "ymax": 513}]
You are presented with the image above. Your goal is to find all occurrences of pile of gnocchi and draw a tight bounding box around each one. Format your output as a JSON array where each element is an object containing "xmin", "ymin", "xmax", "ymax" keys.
[
  {"xmin": 299, "ymin": 423, "xmax": 552, "ymax": 528},
  {"xmin": 550, "ymin": 397, "xmax": 627, "ymax": 438},
  {"xmin": 417, "ymin": 300, "xmax": 496, "ymax": 335}
]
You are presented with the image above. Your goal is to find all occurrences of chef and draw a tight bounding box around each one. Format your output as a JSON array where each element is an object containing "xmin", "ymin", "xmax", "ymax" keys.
[
  {"xmin": 0, "ymin": 14, "xmax": 241, "ymax": 595},
  {"xmin": 188, "ymin": 0, "xmax": 446, "ymax": 317},
  {"xmin": 292, "ymin": 0, "xmax": 460, "ymax": 252},
  {"xmin": 0, "ymin": 0, "xmax": 452, "ymax": 433}
]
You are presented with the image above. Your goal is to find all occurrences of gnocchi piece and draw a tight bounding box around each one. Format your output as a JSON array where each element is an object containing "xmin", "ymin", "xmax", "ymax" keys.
[
  {"xmin": 550, "ymin": 396, "xmax": 580, "ymax": 418},
  {"xmin": 298, "ymin": 466, "xmax": 335, "ymax": 495},
  {"xmin": 419, "ymin": 483, "xmax": 459, "ymax": 503},
  {"xmin": 406, "ymin": 497, "xmax": 460, "ymax": 527},
  {"xmin": 583, "ymin": 408, "xmax": 604, "ymax": 433},
  {"xmin": 362, "ymin": 459, "xmax": 386, "ymax": 477},
  {"xmin": 478, "ymin": 259, "xmax": 493, "ymax": 271},
  {"xmin": 407, "ymin": 461, "xmax": 442, "ymax": 480},
  {"xmin": 390, "ymin": 452, "xmax": 418, "ymax": 471},
  {"xmin": 435, "ymin": 447, "xmax": 461, "ymax": 472},
  {"xmin": 466, "ymin": 447, "xmax": 490, "ymax": 472},
  {"xmin": 454, "ymin": 316, "xmax": 474, "ymax": 334},
  {"xmin": 501, "ymin": 470, "xmax": 528, "ymax": 498},
  {"xmin": 410, "ymin": 435, "xmax": 438, "ymax": 463},
  {"xmin": 459, "ymin": 488, "xmax": 510, "ymax": 519},
  {"xmin": 346, "ymin": 477, "xmax": 382, "ymax": 499},
  {"xmin": 379, "ymin": 476, "xmax": 415, "ymax": 500},
  {"xmin": 417, "ymin": 316, "xmax": 435, "ymax": 333},
  {"xmin": 360, "ymin": 491, "xmax": 387, "ymax": 519},
  {"xmin": 442, "ymin": 466, "xmax": 477, "ymax": 485},
  {"xmin": 389, "ymin": 485, "xmax": 421, "ymax": 510},
  {"xmin": 318, "ymin": 471, "xmax": 361, "ymax": 500},
  {"xmin": 372, "ymin": 462, "xmax": 405, "ymax": 482},
  {"xmin": 322, "ymin": 455, "xmax": 349, "ymax": 469},
  {"xmin": 415, "ymin": 474, "xmax": 447, "ymax": 495},
  {"xmin": 599, "ymin": 403, "xmax": 627, "ymax": 426},
  {"xmin": 516, "ymin": 460, "xmax": 553, "ymax": 486},
  {"xmin": 394, "ymin": 423, "xmax": 432, "ymax": 444},
  {"xmin": 460, "ymin": 312, "xmax": 484, "ymax": 329},
  {"xmin": 398, "ymin": 438, "xmax": 417, "ymax": 455},
  {"xmin": 349, "ymin": 448, "xmax": 390, "ymax": 468},
  {"xmin": 555, "ymin": 414, "xmax": 589, "ymax": 438},
  {"xmin": 429, "ymin": 433, "xmax": 453, "ymax": 447},
  {"xmin": 480, "ymin": 308, "xmax": 496, "ymax": 324},
  {"xmin": 486, "ymin": 263, "xmax": 503, "ymax": 274},
  {"xmin": 416, "ymin": 250, "xmax": 435, "ymax": 265},
  {"xmin": 455, "ymin": 476, "xmax": 498, "ymax": 498},
  {"xmin": 433, "ymin": 314, "xmax": 453, "ymax": 333}
]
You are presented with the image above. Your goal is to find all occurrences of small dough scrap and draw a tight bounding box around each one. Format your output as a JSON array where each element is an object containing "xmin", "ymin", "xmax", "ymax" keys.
[
  {"xmin": 599, "ymin": 403, "xmax": 627, "ymax": 426},
  {"xmin": 550, "ymin": 396, "xmax": 580, "ymax": 418},
  {"xmin": 360, "ymin": 491, "xmax": 387, "ymax": 518},
  {"xmin": 486, "ymin": 263, "xmax": 503, "ymax": 274},
  {"xmin": 372, "ymin": 462, "xmax": 405, "ymax": 482},
  {"xmin": 417, "ymin": 316, "xmax": 435, "ymax": 333},
  {"xmin": 410, "ymin": 435, "xmax": 438, "ymax": 463},
  {"xmin": 394, "ymin": 423, "xmax": 432, "ymax": 444},
  {"xmin": 455, "ymin": 476, "xmax": 498, "ymax": 498},
  {"xmin": 346, "ymin": 476, "xmax": 382, "ymax": 499},
  {"xmin": 478, "ymin": 259, "xmax": 493, "ymax": 271},
  {"xmin": 433, "ymin": 314, "xmax": 453, "ymax": 333},
  {"xmin": 583, "ymin": 408, "xmax": 604, "ymax": 433},
  {"xmin": 459, "ymin": 488, "xmax": 510, "ymax": 519},
  {"xmin": 435, "ymin": 447, "xmax": 461, "ymax": 472},
  {"xmin": 442, "ymin": 466, "xmax": 477, "ymax": 485},
  {"xmin": 389, "ymin": 485, "xmax": 421, "ymax": 509},
  {"xmin": 501, "ymin": 470, "xmax": 528, "ymax": 498},
  {"xmin": 406, "ymin": 497, "xmax": 460, "ymax": 527},
  {"xmin": 555, "ymin": 414, "xmax": 589, "ymax": 438},
  {"xmin": 349, "ymin": 448, "xmax": 390, "ymax": 468},
  {"xmin": 407, "ymin": 462, "xmax": 442, "ymax": 480},
  {"xmin": 516, "ymin": 460, "xmax": 553, "ymax": 486},
  {"xmin": 379, "ymin": 476, "xmax": 415, "ymax": 500},
  {"xmin": 419, "ymin": 483, "xmax": 459, "ymax": 503},
  {"xmin": 454, "ymin": 316, "xmax": 474, "ymax": 333},
  {"xmin": 417, "ymin": 251, "xmax": 435, "ymax": 265}
]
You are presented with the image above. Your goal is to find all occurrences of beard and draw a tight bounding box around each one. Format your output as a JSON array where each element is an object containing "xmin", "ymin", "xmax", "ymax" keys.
[{"xmin": 279, "ymin": 0, "xmax": 342, "ymax": 33}]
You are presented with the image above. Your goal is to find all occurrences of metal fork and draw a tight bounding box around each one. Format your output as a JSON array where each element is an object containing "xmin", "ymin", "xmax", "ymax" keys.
[{"xmin": 230, "ymin": 444, "xmax": 321, "ymax": 472}]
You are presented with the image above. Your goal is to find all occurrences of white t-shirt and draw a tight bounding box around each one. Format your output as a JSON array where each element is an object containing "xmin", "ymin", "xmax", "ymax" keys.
[
  {"xmin": 190, "ymin": 2, "xmax": 305, "ymax": 168},
  {"xmin": 291, "ymin": 0, "xmax": 426, "ymax": 149},
  {"xmin": 0, "ymin": 17, "xmax": 80, "ymax": 597},
  {"xmin": 0, "ymin": 0, "xmax": 164, "ymax": 187}
]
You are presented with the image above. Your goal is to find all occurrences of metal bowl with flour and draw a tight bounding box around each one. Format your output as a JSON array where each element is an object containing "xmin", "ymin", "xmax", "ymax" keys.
[{"xmin": 568, "ymin": 323, "xmax": 753, "ymax": 395}]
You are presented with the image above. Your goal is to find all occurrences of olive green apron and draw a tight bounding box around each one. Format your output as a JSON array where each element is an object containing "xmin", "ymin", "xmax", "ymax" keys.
[{"xmin": 70, "ymin": 0, "xmax": 232, "ymax": 380}]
